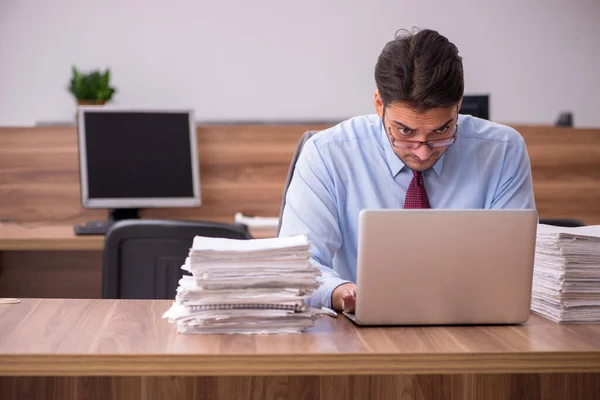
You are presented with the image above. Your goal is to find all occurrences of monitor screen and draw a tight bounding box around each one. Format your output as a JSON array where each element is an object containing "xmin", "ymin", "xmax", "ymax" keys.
[{"xmin": 77, "ymin": 107, "xmax": 201, "ymax": 209}]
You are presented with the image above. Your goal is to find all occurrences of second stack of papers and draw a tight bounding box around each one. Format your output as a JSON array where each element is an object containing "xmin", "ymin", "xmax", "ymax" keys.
[{"xmin": 531, "ymin": 224, "xmax": 600, "ymax": 323}]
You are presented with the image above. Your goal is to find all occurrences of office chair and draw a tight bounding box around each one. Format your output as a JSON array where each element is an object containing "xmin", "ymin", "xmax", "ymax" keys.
[
  {"xmin": 102, "ymin": 219, "xmax": 252, "ymax": 299},
  {"xmin": 277, "ymin": 130, "xmax": 320, "ymax": 235},
  {"xmin": 555, "ymin": 112, "xmax": 574, "ymax": 127}
]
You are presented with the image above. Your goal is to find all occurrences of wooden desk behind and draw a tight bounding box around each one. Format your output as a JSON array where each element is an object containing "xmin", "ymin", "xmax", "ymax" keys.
[
  {"xmin": 0, "ymin": 224, "xmax": 276, "ymax": 298},
  {"xmin": 0, "ymin": 299, "xmax": 599, "ymax": 400},
  {"xmin": 0, "ymin": 223, "xmax": 276, "ymax": 251},
  {"xmin": 0, "ymin": 223, "xmax": 103, "ymax": 250}
]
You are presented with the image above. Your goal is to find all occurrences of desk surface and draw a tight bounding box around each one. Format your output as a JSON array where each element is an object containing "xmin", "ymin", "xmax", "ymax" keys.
[
  {"xmin": 1, "ymin": 299, "xmax": 599, "ymax": 376},
  {"xmin": 0, "ymin": 223, "xmax": 277, "ymax": 250}
]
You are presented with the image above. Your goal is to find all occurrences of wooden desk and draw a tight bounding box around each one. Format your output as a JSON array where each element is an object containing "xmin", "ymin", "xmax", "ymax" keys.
[
  {"xmin": 0, "ymin": 223, "xmax": 103, "ymax": 251},
  {"xmin": 0, "ymin": 223, "xmax": 277, "ymax": 250},
  {"xmin": 0, "ymin": 299, "xmax": 599, "ymax": 400},
  {"xmin": 0, "ymin": 224, "xmax": 277, "ymax": 298}
]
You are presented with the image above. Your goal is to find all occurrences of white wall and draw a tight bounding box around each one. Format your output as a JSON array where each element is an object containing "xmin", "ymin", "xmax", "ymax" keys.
[{"xmin": 1, "ymin": 0, "xmax": 599, "ymax": 127}]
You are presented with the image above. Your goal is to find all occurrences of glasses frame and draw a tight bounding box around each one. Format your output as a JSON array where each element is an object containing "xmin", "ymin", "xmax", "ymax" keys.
[{"xmin": 383, "ymin": 108, "xmax": 459, "ymax": 150}]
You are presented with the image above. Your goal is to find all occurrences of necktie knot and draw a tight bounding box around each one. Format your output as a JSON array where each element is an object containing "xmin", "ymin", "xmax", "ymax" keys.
[{"xmin": 413, "ymin": 170, "xmax": 423, "ymax": 185}]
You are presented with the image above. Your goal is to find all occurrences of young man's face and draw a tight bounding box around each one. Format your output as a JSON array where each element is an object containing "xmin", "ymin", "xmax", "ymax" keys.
[{"xmin": 375, "ymin": 91, "xmax": 461, "ymax": 172}]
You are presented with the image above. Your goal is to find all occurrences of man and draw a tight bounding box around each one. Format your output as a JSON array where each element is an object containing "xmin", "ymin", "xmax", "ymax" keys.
[{"xmin": 278, "ymin": 28, "xmax": 536, "ymax": 313}]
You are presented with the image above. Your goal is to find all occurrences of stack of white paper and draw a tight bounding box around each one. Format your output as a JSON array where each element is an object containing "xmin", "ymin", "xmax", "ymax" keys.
[
  {"xmin": 531, "ymin": 224, "xmax": 600, "ymax": 323},
  {"xmin": 162, "ymin": 235, "xmax": 323, "ymax": 334}
]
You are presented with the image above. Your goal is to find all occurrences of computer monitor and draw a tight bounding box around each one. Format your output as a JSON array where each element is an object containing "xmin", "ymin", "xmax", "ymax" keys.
[
  {"xmin": 76, "ymin": 106, "xmax": 201, "ymax": 232},
  {"xmin": 459, "ymin": 94, "xmax": 490, "ymax": 120}
]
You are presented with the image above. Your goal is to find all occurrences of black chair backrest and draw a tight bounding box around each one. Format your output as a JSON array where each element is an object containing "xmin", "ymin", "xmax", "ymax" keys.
[
  {"xmin": 539, "ymin": 218, "xmax": 585, "ymax": 228},
  {"xmin": 277, "ymin": 130, "xmax": 320, "ymax": 235},
  {"xmin": 102, "ymin": 219, "xmax": 251, "ymax": 299}
]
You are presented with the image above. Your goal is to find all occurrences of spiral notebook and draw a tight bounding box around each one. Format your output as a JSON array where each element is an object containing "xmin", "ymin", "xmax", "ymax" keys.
[{"xmin": 185, "ymin": 303, "xmax": 307, "ymax": 312}]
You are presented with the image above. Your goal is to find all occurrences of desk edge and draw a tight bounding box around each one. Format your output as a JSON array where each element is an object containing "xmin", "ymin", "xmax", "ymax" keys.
[{"xmin": 1, "ymin": 352, "xmax": 600, "ymax": 376}]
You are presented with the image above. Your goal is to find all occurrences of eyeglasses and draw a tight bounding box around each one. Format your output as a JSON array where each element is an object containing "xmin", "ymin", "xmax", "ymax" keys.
[
  {"xmin": 387, "ymin": 124, "xmax": 458, "ymax": 149},
  {"xmin": 382, "ymin": 108, "xmax": 459, "ymax": 150}
]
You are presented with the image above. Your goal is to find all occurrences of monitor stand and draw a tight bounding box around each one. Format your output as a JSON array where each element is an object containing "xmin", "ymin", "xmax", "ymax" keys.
[{"xmin": 73, "ymin": 208, "xmax": 141, "ymax": 236}]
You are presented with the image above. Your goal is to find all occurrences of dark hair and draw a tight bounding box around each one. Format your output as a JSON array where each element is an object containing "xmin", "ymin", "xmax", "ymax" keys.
[{"xmin": 374, "ymin": 28, "xmax": 464, "ymax": 111}]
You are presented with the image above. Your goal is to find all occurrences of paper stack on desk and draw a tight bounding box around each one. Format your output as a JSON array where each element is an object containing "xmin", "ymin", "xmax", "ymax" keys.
[
  {"xmin": 162, "ymin": 235, "xmax": 322, "ymax": 334},
  {"xmin": 531, "ymin": 224, "xmax": 600, "ymax": 323}
]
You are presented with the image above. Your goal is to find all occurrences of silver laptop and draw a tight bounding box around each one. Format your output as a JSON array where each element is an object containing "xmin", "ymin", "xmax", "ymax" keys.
[{"xmin": 344, "ymin": 209, "xmax": 538, "ymax": 325}]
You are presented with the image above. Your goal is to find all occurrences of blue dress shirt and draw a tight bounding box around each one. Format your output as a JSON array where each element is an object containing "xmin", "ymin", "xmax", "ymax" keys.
[{"xmin": 279, "ymin": 114, "xmax": 536, "ymax": 308}]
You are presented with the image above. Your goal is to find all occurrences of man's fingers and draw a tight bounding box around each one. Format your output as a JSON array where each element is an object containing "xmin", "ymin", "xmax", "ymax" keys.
[
  {"xmin": 341, "ymin": 289, "xmax": 356, "ymax": 313},
  {"xmin": 332, "ymin": 283, "xmax": 357, "ymax": 312}
]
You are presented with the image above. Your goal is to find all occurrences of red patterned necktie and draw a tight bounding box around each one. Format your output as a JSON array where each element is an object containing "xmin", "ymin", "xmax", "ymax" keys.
[{"xmin": 404, "ymin": 170, "xmax": 431, "ymax": 209}]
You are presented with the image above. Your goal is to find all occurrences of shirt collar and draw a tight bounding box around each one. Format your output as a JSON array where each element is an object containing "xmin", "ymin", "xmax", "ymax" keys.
[
  {"xmin": 431, "ymin": 152, "xmax": 445, "ymax": 177},
  {"xmin": 379, "ymin": 118, "xmax": 446, "ymax": 178}
]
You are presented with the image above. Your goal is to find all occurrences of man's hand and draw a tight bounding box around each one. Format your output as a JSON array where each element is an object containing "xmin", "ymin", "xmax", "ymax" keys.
[{"xmin": 331, "ymin": 283, "xmax": 357, "ymax": 313}]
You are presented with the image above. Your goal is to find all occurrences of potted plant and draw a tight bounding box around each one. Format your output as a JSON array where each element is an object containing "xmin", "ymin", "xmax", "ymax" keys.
[{"xmin": 68, "ymin": 66, "xmax": 116, "ymax": 106}]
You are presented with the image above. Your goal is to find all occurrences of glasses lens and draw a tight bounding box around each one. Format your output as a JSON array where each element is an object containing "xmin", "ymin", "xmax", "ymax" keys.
[
  {"xmin": 396, "ymin": 141, "xmax": 420, "ymax": 149},
  {"xmin": 428, "ymin": 137, "xmax": 456, "ymax": 148}
]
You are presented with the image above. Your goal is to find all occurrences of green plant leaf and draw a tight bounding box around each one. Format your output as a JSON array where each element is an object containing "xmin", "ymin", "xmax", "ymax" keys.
[
  {"xmin": 101, "ymin": 69, "xmax": 110, "ymax": 88},
  {"xmin": 67, "ymin": 66, "xmax": 116, "ymax": 103}
]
